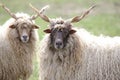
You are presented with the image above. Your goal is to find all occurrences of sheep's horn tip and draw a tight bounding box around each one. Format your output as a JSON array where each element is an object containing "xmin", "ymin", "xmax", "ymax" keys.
[
  {"xmin": 29, "ymin": 3, "xmax": 32, "ymax": 6},
  {"xmin": 91, "ymin": 5, "xmax": 97, "ymax": 9},
  {"xmin": 45, "ymin": 5, "xmax": 50, "ymax": 8},
  {"xmin": 0, "ymin": 3, "xmax": 4, "ymax": 7}
]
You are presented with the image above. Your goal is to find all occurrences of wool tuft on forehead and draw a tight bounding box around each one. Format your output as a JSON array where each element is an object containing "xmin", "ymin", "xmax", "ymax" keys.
[
  {"xmin": 51, "ymin": 17, "xmax": 64, "ymax": 24},
  {"xmin": 54, "ymin": 24, "xmax": 66, "ymax": 29},
  {"xmin": 16, "ymin": 18, "xmax": 34, "ymax": 24},
  {"xmin": 15, "ymin": 13, "xmax": 31, "ymax": 19}
]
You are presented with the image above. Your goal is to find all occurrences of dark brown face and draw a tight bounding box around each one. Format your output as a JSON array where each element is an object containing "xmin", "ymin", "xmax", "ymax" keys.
[
  {"xmin": 51, "ymin": 27, "xmax": 69, "ymax": 50},
  {"xmin": 44, "ymin": 25, "xmax": 76, "ymax": 50}
]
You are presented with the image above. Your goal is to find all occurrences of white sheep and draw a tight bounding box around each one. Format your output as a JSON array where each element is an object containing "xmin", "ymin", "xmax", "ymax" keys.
[
  {"xmin": 32, "ymin": 5, "xmax": 120, "ymax": 80},
  {"xmin": 0, "ymin": 4, "xmax": 47, "ymax": 80}
]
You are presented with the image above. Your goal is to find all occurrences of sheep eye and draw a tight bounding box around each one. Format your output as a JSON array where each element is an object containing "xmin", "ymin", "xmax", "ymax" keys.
[
  {"xmin": 63, "ymin": 29, "xmax": 69, "ymax": 35},
  {"xmin": 50, "ymin": 24, "xmax": 55, "ymax": 27},
  {"xmin": 59, "ymin": 29, "xmax": 63, "ymax": 32}
]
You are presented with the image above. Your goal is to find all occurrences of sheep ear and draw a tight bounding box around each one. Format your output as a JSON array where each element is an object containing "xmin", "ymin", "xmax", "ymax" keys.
[
  {"xmin": 44, "ymin": 29, "xmax": 51, "ymax": 33},
  {"xmin": 9, "ymin": 24, "xmax": 16, "ymax": 29},
  {"xmin": 32, "ymin": 25, "xmax": 39, "ymax": 29},
  {"xmin": 69, "ymin": 29, "xmax": 76, "ymax": 34}
]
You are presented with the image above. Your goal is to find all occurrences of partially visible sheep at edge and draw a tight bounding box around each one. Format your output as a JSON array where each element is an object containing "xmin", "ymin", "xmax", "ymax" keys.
[
  {"xmin": 32, "ymin": 5, "xmax": 120, "ymax": 80},
  {"xmin": 0, "ymin": 4, "xmax": 47, "ymax": 80}
]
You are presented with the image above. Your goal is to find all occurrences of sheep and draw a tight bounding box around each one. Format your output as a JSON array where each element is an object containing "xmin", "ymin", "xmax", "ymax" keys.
[
  {"xmin": 32, "ymin": 5, "xmax": 120, "ymax": 80},
  {"xmin": 0, "ymin": 4, "xmax": 48, "ymax": 80}
]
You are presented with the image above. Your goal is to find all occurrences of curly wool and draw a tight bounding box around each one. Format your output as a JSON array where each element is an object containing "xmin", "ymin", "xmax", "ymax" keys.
[{"xmin": 39, "ymin": 28, "xmax": 120, "ymax": 80}]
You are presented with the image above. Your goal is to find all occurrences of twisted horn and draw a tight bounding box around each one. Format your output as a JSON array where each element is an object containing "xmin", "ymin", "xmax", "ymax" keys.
[
  {"xmin": 29, "ymin": 4, "xmax": 50, "ymax": 22},
  {"xmin": 69, "ymin": 5, "xmax": 96, "ymax": 23},
  {"xmin": 0, "ymin": 4, "xmax": 18, "ymax": 19}
]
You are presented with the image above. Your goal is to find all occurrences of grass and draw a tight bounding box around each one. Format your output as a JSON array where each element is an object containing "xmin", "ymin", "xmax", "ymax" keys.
[
  {"xmin": 75, "ymin": 14, "xmax": 120, "ymax": 36},
  {"xmin": 0, "ymin": 0, "xmax": 120, "ymax": 80}
]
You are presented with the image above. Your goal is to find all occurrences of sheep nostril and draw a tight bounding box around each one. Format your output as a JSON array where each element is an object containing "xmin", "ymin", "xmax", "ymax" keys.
[
  {"xmin": 56, "ymin": 42, "xmax": 62, "ymax": 46},
  {"xmin": 23, "ymin": 36, "xmax": 27, "ymax": 40}
]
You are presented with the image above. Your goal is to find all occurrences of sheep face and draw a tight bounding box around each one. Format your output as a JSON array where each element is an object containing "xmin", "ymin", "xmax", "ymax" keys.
[
  {"xmin": 44, "ymin": 19, "xmax": 76, "ymax": 50},
  {"xmin": 9, "ymin": 18, "xmax": 39, "ymax": 43},
  {"xmin": 51, "ymin": 27, "xmax": 68, "ymax": 50}
]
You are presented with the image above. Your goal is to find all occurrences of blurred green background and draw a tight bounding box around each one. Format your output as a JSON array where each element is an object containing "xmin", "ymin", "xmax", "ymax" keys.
[{"xmin": 0, "ymin": 0, "xmax": 120, "ymax": 80}]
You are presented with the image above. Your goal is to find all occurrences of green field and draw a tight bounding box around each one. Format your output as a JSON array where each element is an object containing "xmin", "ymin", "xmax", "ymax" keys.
[{"xmin": 0, "ymin": 0, "xmax": 120, "ymax": 80}]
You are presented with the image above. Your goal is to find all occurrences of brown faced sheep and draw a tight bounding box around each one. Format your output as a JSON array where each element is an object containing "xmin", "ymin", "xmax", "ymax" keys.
[
  {"xmin": 32, "ymin": 5, "xmax": 120, "ymax": 80},
  {"xmin": 0, "ymin": 4, "xmax": 47, "ymax": 80}
]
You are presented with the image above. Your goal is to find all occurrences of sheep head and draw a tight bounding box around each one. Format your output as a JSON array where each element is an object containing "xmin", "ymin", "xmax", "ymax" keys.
[
  {"xmin": 44, "ymin": 18, "xmax": 77, "ymax": 50},
  {"xmin": 1, "ymin": 4, "xmax": 41, "ymax": 43},
  {"xmin": 31, "ymin": 5, "xmax": 95, "ymax": 49},
  {"xmin": 9, "ymin": 17, "xmax": 39, "ymax": 43}
]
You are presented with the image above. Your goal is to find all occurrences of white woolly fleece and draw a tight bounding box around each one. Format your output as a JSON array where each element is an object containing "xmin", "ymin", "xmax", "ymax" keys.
[
  {"xmin": 39, "ymin": 28, "xmax": 120, "ymax": 80},
  {"xmin": 0, "ymin": 13, "xmax": 38, "ymax": 80}
]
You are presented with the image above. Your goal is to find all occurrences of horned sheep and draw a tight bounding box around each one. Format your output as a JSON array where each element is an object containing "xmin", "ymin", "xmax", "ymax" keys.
[
  {"xmin": 31, "ymin": 5, "xmax": 120, "ymax": 80},
  {"xmin": 0, "ymin": 4, "xmax": 47, "ymax": 80}
]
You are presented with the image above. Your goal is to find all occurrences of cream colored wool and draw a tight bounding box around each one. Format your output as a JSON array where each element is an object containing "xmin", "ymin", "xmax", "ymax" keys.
[
  {"xmin": 0, "ymin": 13, "xmax": 38, "ymax": 80},
  {"xmin": 39, "ymin": 28, "xmax": 120, "ymax": 80}
]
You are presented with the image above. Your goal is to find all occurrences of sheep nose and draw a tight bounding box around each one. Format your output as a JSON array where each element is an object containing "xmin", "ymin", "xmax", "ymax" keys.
[
  {"xmin": 56, "ymin": 41, "xmax": 63, "ymax": 46},
  {"xmin": 23, "ymin": 36, "xmax": 27, "ymax": 41}
]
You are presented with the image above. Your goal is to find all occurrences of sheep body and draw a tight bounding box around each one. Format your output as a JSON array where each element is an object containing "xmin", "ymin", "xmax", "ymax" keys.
[
  {"xmin": 39, "ymin": 28, "xmax": 120, "ymax": 80},
  {"xmin": 0, "ymin": 13, "xmax": 38, "ymax": 80}
]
